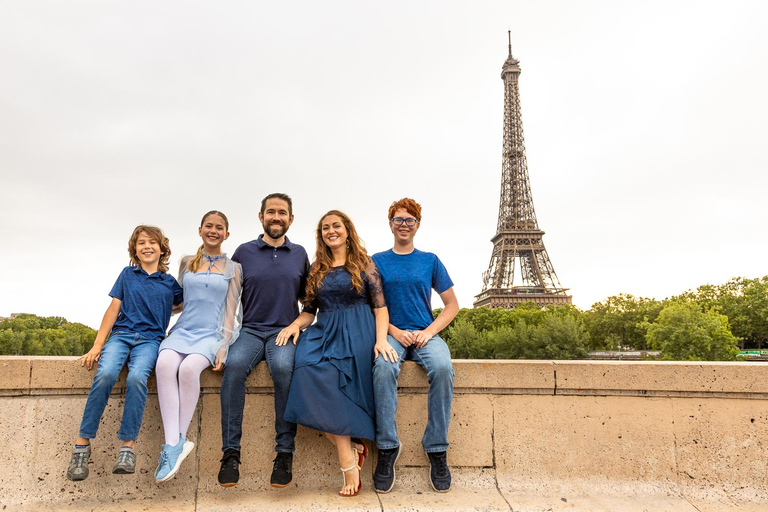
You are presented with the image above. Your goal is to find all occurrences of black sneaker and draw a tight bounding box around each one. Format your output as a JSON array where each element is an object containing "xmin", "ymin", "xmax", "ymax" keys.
[
  {"xmin": 270, "ymin": 452, "xmax": 293, "ymax": 488},
  {"xmin": 218, "ymin": 449, "xmax": 240, "ymax": 487},
  {"xmin": 427, "ymin": 451, "xmax": 451, "ymax": 492},
  {"xmin": 373, "ymin": 445, "xmax": 401, "ymax": 493}
]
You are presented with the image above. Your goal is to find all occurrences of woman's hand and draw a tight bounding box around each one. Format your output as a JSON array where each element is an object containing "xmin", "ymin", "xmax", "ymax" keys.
[
  {"xmin": 276, "ymin": 323, "xmax": 301, "ymax": 346},
  {"xmin": 374, "ymin": 340, "xmax": 399, "ymax": 363},
  {"xmin": 79, "ymin": 345, "xmax": 103, "ymax": 370}
]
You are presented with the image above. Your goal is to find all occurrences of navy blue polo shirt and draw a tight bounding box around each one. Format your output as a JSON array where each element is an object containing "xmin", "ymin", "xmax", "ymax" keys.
[
  {"xmin": 109, "ymin": 266, "xmax": 183, "ymax": 341},
  {"xmin": 232, "ymin": 235, "xmax": 310, "ymax": 331}
]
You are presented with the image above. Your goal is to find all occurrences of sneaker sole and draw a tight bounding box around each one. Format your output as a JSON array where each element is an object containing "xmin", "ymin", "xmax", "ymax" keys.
[
  {"xmin": 270, "ymin": 481, "xmax": 292, "ymax": 488},
  {"xmin": 66, "ymin": 471, "xmax": 88, "ymax": 481},
  {"xmin": 374, "ymin": 445, "xmax": 401, "ymax": 494},
  {"xmin": 219, "ymin": 481, "xmax": 238, "ymax": 488},
  {"xmin": 112, "ymin": 467, "xmax": 135, "ymax": 475},
  {"xmin": 156, "ymin": 441, "xmax": 195, "ymax": 483}
]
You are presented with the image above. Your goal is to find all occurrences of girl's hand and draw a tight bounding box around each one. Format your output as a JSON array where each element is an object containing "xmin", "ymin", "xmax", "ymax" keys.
[
  {"xmin": 212, "ymin": 347, "xmax": 226, "ymax": 371},
  {"xmin": 276, "ymin": 323, "xmax": 301, "ymax": 346},
  {"xmin": 374, "ymin": 341, "xmax": 399, "ymax": 363},
  {"xmin": 79, "ymin": 345, "xmax": 103, "ymax": 370}
]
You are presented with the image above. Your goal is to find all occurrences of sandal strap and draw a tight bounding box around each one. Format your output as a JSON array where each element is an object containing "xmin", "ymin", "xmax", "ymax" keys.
[{"xmin": 341, "ymin": 464, "xmax": 357, "ymax": 473}]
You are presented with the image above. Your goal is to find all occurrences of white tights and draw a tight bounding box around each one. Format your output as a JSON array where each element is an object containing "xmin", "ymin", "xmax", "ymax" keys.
[{"xmin": 156, "ymin": 349, "xmax": 211, "ymax": 445}]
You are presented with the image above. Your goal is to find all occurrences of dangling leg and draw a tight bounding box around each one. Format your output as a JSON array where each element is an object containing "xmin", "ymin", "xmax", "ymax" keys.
[
  {"xmin": 325, "ymin": 433, "xmax": 361, "ymax": 496},
  {"xmin": 156, "ymin": 350, "xmax": 184, "ymax": 445},
  {"xmin": 177, "ymin": 354, "xmax": 212, "ymax": 440}
]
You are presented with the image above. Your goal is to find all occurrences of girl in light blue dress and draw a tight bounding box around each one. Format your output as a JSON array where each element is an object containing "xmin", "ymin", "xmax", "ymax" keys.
[{"xmin": 154, "ymin": 211, "xmax": 242, "ymax": 483}]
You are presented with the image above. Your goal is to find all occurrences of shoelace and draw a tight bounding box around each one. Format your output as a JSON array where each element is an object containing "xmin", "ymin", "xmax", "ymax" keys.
[
  {"xmin": 273, "ymin": 455, "xmax": 290, "ymax": 471},
  {"xmin": 72, "ymin": 452, "xmax": 88, "ymax": 466},
  {"xmin": 157, "ymin": 450, "xmax": 169, "ymax": 468},
  {"xmin": 431, "ymin": 455, "xmax": 448, "ymax": 476},
  {"xmin": 221, "ymin": 454, "xmax": 239, "ymax": 469},
  {"xmin": 117, "ymin": 450, "xmax": 134, "ymax": 465}
]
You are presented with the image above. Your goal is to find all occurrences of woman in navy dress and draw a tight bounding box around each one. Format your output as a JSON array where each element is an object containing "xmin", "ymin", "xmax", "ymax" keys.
[{"xmin": 278, "ymin": 210, "xmax": 398, "ymax": 497}]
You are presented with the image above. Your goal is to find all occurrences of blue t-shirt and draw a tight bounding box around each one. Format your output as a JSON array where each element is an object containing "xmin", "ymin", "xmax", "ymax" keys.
[
  {"xmin": 109, "ymin": 266, "xmax": 183, "ymax": 341},
  {"xmin": 232, "ymin": 235, "xmax": 310, "ymax": 331},
  {"xmin": 372, "ymin": 248, "xmax": 454, "ymax": 331}
]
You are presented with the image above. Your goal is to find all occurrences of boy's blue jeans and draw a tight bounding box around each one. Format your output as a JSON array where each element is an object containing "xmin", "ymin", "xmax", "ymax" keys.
[
  {"xmin": 372, "ymin": 334, "xmax": 454, "ymax": 453},
  {"xmin": 220, "ymin": 327, "xmax": 297, "ymax": 453},
  {"xmin": 78, "ymin": 332, "xmax": 160, "ymax": 441}
]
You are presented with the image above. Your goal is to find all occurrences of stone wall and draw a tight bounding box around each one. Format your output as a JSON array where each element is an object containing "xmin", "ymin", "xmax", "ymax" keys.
[{"xmin": 1, "ymin": 357, "xmax": 767, "ymax": 511}]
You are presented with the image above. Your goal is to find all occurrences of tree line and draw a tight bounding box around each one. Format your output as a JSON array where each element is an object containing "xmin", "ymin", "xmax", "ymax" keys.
[
  {"xmin": 0, "ymin": 314, "xmax": 97, "ymax": 356},
  {"xmin": 442, "ymin": 276, "xmax": 767, "ymax": 361},
  {"xmin": 2, "ymin": 276, "xmax": 765, "ymax": 360}
]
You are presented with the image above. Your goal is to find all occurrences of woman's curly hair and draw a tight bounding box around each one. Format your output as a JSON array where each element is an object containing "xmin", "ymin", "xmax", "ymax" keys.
[{"xmin": 304, "ymin": 210, "xmax": 370, "ymax": 306}]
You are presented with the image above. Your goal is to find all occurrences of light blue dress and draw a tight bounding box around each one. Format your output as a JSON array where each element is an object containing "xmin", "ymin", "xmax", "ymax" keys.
[{"xmin": 159, "ymin": 255, "xmax": 242, "ymax": 365}]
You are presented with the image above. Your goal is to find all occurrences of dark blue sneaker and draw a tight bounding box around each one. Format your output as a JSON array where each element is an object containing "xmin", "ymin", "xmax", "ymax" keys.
[
  {"xmin": 427, "ymin": 451, "xmax": 451, "ymax": 492},
  {"xmin": 373, "ymin": 445, "xmax": 401, "ymax": 493}
]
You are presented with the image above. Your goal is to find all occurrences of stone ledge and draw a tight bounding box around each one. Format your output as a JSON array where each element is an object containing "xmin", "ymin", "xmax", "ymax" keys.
[{"xmin": 1, "ymin": 357, "xmax": 767, "ymax": 511}]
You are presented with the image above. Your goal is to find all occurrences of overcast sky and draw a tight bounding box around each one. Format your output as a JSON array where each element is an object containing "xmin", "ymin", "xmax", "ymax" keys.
[{"xmin": 2, "ymin": 1, "xmax": 767, "ymax": 329}]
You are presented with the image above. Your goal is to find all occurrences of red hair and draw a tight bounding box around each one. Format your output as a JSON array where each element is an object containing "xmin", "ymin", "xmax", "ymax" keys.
[{"xmin": 387, "ymin": 198, "xmax": 422, "ymax": 222}]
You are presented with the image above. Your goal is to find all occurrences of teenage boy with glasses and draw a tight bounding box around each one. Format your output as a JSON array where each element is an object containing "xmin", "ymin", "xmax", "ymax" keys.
[{"xmin": 371, "ymin": 198, "xmax": 459, "ymax": 493}]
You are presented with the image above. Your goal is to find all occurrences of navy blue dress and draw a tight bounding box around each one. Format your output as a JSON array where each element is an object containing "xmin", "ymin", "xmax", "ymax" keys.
[{"xmin": 284, "ymin": 262, "xmax": 385, "ymax": 440}]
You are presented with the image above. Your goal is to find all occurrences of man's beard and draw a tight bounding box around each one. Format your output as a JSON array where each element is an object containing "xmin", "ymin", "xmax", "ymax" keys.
[{"xmin": 263, "ymin": 221, "xmax": 288, "ymax": 240}]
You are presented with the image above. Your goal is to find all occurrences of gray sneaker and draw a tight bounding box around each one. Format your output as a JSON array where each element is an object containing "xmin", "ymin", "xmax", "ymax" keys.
[
  {"xmin": 112, "ymin": 446, "xmax": 136, "ymax": 474},
  {"xmin": 67, "ymin": 445, "xmax": 92, "ymax": 481}
]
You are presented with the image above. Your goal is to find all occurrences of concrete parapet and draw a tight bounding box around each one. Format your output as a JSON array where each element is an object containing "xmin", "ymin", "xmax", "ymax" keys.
[{"xmin": 0, "ymin": 357, "xmax": 766, "ymax": 511}]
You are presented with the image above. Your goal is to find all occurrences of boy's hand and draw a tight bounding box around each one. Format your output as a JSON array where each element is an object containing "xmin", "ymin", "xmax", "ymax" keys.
[{"xmin": 79, "ymin": 346, "xmax": 103, "ymax": 370}]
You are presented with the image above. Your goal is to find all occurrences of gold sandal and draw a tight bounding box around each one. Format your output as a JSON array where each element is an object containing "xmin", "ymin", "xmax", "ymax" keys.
[{"xmin": 339, "ymin": 463, "xmax": 362, "ymax": 497}]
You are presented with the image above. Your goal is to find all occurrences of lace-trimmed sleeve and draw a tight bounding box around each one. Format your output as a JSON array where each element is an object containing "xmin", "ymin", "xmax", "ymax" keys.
[
  {"xmin": 365, "ymin": 259, "xmax": 387, "ymax": 309},
  {"xmin": 212, "ymin": 258, "xmax": 243, "ymax": 365}
]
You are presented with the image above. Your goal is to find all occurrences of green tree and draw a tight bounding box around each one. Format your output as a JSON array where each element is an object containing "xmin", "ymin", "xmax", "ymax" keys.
[
  {"xmin": 584, "ymin": 294, "xmax": 663, "ymax": 351},
  {"xmin": 645, "ymin": 303, "xmax": 739, "ymax": 361},
  {"xmin": 0, "ymin": 314, "xmax": 96, "ymax": 356}
]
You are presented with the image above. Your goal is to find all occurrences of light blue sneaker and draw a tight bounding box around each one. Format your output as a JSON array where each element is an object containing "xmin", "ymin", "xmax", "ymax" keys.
[{"xmin": 155, "ymin": 435, "xmax": 195, "ymax": 483}]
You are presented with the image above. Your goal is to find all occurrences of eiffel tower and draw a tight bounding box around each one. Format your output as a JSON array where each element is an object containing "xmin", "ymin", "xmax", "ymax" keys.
[{"xmin": 474, "ymin": 33, "xmax": 572, "ymax": 309}]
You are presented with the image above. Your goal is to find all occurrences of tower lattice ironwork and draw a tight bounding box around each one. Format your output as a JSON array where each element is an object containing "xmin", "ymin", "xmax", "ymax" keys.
[{"xmin": 474, "ymin": 34, "xmax": 572, "ymax": 309}]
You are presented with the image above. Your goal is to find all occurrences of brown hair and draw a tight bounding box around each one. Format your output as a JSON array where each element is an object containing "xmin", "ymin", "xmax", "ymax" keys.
[
  {"xmin": 128, "ymin": 225, "xmax": 172, "ymax": 273},
  {"xmin": 387, "ymin": 198, "xmax": 422, "ymax": 222},
  {"xmin": 260, "ymin": 193, "xmax": 293, "ymax": 216},
  {"xmin": 188, "ymin": 211, "xmax": 230, "ymax": 273},
  {"xmin": 304, "ymin": 210, "xmax": 370, "ymax": 306}
]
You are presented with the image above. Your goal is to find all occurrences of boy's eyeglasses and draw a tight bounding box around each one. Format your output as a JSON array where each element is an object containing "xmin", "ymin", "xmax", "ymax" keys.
[{"xmin": 391, "ymin": 217, "xmax": 419, "ymax": 227}]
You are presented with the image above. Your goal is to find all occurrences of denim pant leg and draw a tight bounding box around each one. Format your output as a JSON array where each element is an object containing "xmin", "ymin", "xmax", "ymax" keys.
[
  {"xmin": 411, "ymin": 334, "xmax": 454, "ymax": 452},
  {"xmin": 264, "ymin": 329, "xmax": 297, "ymax": 453},
  {"xmin": 220, "ymin": 328, "xmax": 266, "ymax": 452},
  {"xmin": 118, "ymin": 336, "xmax": 160, "ymax": 441},
  {"xmin": 78, "ymin": 333, "xmax": 132, "ymax": 439},
  {"xmin": 372, "ymin": 336, "xmax": 407, "ymax": 450}
]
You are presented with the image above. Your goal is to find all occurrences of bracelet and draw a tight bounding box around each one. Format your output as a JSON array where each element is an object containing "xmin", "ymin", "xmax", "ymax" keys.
[{"xmin": 291, "ymin": 322, "xmax": 301, "ymax": 329}]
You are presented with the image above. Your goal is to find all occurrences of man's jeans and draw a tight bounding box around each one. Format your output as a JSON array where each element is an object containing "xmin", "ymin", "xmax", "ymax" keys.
[
  {"xmin": 221, "ymin": 327, "xmax": 297, "ymax": 453},
  {"xmin": 78, "ymin": 332, "xmax": 160, "ymax": 441},
  {"xmin": 372, "ymin": 334, "xmax": 454, "ymax": 453}
]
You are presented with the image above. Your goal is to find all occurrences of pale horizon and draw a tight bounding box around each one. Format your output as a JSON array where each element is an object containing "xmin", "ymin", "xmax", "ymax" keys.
[{"xmin": 2, "ymin": 1, "xmax": 767, "ymax": 329}]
